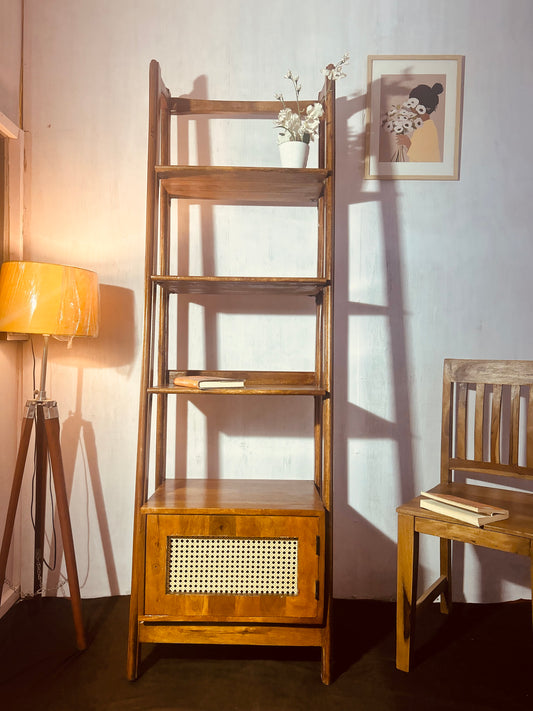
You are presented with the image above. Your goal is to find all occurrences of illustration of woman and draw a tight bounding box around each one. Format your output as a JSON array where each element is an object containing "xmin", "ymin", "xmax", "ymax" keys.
[{"xmin": 397, "ymin": 82, "xmax": 443, "ymax": 162}]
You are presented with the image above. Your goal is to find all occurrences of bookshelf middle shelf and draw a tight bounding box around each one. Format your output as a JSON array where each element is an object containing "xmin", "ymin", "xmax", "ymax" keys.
[
  {"xmin": 152, "ymin": 275, "xmax": 330, "ymax": 296},
  {"xmin": 149, "ymin": 370, "xmax": 328, "ymax": 395}
]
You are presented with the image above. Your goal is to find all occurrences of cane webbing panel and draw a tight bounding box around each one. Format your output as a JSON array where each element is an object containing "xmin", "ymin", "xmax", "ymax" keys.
[{"xmin": 167, "ymin": 536, "xmax": 299, "ymax": 596}]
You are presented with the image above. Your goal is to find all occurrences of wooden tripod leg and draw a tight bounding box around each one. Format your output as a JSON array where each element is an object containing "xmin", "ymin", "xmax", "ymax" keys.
[
  {"xmin": 43, "ymin": 403, "xmax": 87, "ymax": 650},
  {"xmin": 0, "ymin": 406, "xmax": 35, "ymax": 594},
  {"xmin": 34, "ymin": 405, "xmax": 49, "ymax": 594}
]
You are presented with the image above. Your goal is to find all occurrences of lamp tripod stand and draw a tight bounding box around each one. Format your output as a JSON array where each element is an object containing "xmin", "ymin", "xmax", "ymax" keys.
[{"xmin": 0, "ymin": 335, "xmax": 86, "ymax": 650}]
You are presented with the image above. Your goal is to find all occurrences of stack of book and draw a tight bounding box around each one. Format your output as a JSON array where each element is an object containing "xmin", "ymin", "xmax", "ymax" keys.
[{"xmin": 420, "ymin": 491, "xmax": 509, "ymax": 527}]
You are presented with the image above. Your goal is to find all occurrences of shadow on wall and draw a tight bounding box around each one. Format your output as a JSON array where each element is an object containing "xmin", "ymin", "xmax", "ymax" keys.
[
  {"xmin": 333, "ymin": 85, "xmax": 415, "ymax": 598},
  {"xmin": 43, "ymin": 284, "xmax": 135, "ymax": 597},
  {"xmin": 334, "ymin": 77, "xmax": 530, "ymax": 602}
]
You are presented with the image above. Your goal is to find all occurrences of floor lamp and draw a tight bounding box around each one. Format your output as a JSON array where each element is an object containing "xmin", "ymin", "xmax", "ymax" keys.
[{"xmin": 0, "ymin": 260, "xmax": 99, "ymax": 650}]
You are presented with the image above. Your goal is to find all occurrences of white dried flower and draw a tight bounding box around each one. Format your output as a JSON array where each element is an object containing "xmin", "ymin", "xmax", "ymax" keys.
[
  {"xmin": 321, "ymin": 52, "xmax": 350, "ymax": 81},
  {"xmin": 275, "ymin": 54, "xmax": 348, "ymax": 142}
]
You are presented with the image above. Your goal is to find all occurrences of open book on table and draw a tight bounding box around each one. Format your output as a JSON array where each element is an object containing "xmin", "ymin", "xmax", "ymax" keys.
[{"xmin": 420, "ymin": 491, "xmax": 509, "ymax": 528}]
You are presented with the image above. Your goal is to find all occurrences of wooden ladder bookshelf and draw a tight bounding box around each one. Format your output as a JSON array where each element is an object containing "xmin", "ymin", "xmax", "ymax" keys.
[{"xmin": 127, "ymin": 60, "xmax": 335, "ymax": 684}]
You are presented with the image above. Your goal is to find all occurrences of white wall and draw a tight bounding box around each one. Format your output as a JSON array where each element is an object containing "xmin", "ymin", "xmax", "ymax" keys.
[
  {"xmin": 17, "ymin": 0, "xmax": 533, "ymax": 602},
  {"xmin": 0, "ymin": 0, "xmax": 24, "ymax": 614}
]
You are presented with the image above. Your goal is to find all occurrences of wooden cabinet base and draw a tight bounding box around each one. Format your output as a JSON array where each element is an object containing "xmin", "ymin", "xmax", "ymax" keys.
[{"xmin": 134, "ymin": 620, "xmax": 331, "ymax": 684}]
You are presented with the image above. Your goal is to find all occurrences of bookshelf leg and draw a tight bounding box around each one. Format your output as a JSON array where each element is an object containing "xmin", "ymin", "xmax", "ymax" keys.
[
  {"xmin": 530, "ymin": 553, "xmax": 533, "ymax": 630},
  {"xmin": 320, "ymin": 614, "xmax": 332, "ymax": 685},
  {"xmin": 126, "ymin": 626, "xmax": 140, "ymax": 681},
  {"xmin": 396, "ymin": 513, "xmax": 418, "ymax": 672}
]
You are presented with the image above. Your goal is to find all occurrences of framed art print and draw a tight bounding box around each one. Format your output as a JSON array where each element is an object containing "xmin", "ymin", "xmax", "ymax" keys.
[{"xmin": 364, "ymin": 55, "xmax": 464, "ymax": 180}]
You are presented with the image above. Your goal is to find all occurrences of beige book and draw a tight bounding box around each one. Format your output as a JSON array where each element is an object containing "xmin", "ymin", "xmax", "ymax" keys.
[
  {"xmin": 420, "ymin": 491, "xmax": 509, "ymax": 528},
  {"xmin": 173, "ymin": 375, "xmax": 245, "ymax": 390}
]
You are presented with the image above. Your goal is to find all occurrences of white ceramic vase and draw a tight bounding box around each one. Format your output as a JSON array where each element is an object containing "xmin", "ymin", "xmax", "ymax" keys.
[{"xmin": 279, "ymin": 140, "xmax": 309, "ymax": 168}]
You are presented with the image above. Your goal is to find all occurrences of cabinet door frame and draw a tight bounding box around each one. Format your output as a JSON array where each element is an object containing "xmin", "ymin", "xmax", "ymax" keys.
[{"xmin": 144, "ymin": 513, "xmax": 325, "ymax": 624}]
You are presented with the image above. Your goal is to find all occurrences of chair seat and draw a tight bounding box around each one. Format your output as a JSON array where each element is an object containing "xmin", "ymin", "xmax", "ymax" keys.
[{"xmin": 397, "ymin": 481, "xmax": 533, "ymax": 540}]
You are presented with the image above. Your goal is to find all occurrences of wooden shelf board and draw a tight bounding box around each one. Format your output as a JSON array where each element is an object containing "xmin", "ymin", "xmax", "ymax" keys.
[
  {"xmin": 149, "ymin": 384, "xmax": 327, "ymax": 395},
  {"xmin": 138, "ymin": 621, "xmax": 325, "ymax": 648},
  {"xmin": 170, "ymin": 97, "xmax": 316, "ymax": 117},
  {"xmin": 156, "ymin": 166, "xmax": 328, "ymax": 205},
  {"xmin": 152, "ymin": 276, "xmax": 329, "ymax": 296},
  {"xmin": 141, "ymin": 478, "xmax": 325, "ymax": 515},
  {"xmin": 147, "ymin": 370, "xmax": 328, "ymax": 396}
]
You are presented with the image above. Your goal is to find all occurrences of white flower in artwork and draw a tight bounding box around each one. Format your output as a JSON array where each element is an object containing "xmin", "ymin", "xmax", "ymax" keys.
[{"xmin": 380, "ymin": 99, "xmax": 428, "ymax": 161}]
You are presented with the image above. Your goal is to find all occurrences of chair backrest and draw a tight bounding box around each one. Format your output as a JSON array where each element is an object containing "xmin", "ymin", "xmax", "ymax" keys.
[{"xmin": 441, "ymin": 359, "xmax": 533, "ymax": 484}]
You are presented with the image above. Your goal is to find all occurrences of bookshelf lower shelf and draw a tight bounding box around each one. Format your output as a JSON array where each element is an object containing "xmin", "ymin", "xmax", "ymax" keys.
[
  {"xmin": 141, "ymin": 478, "xmax": 325, "ymax": 516},
  {"xmin": 138, "ymin": 621, "xmax": 326, "ymax": 648},
  {"xmin": 150, "ymin": 370, "xmax": 328, "ymax": 396}
]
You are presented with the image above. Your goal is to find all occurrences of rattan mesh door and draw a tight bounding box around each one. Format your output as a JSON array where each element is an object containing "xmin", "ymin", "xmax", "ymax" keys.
[{"xmin": 144, "ymin": 513, "xmax": 324, "ymax": 623}]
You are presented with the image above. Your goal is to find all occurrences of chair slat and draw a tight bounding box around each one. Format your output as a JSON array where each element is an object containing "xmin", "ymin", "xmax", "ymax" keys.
[
  {"xmin": 527, "ymin": 386, "xmax": 533, "ymax": 468},
  {"xmin": 474, "ymin": 383, "xmax": 485, "ymax": 461},
  {"xmin": 455, "ymin": 382, "xmax": 467, "ymax": 460},
  {"xmin": 509, "ymin": 384, "xmax": 521, "ymax": 465},
  {"xmin": 490, "ymin": 384, "xmax": 502, "ymax": 464},
  {"xmin": 441, "ymin": 381, "xmax": 453, "ymax": 482}
]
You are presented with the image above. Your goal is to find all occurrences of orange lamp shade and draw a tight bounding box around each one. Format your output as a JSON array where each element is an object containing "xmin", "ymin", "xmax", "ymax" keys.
[{"xmin": 0, "ymin": 261, "xmax": 99, "ymax": 337}]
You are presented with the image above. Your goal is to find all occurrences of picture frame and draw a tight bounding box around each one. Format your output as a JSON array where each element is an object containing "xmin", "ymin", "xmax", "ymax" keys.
[{"xmin": 364, "ymin": 55, "xmax": 464, "ymax": 180}]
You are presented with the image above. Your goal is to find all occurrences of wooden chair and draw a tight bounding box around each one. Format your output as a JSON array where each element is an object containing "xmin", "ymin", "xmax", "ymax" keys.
[{"xmin": 396, "ymin": 359, "xmax": 533, "ymax": 672}]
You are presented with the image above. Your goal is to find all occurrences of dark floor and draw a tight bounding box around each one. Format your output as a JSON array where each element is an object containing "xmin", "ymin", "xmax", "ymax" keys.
[{"xmin": 0, "ymin": 595, "xmax": 531, "ymax": 711}]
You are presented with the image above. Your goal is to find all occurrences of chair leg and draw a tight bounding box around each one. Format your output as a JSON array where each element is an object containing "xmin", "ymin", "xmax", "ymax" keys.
[
  {"xmin": 396, "ymin": 513, "xmax": 419, "ymax": 672},
  {"xmin": 439, "ymin": 537, "xmax": 453, "ymax": 615}
]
